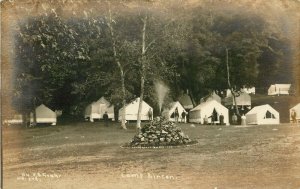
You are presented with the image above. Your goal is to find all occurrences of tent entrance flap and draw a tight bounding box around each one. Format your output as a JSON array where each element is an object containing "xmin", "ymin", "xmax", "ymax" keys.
[
  {"xmin": 212, "ymin": 108, "xmax": 219, "ymax": 121},
  {"xmin": 265, "ymin": 110, "xmax": 276, "ymax": 119}
]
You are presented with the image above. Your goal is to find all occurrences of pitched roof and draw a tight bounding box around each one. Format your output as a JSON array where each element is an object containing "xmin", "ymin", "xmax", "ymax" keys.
[
  {"xmin": 178, "ymin": 94, "xmax": 194, "ymax": 109},
  {"xmin": 191, "ymin": 100, "xmax": 227, "ymax": 112},
  {"xmin": 246, "ymin": 104, "xmax": 278, "ymax": 115}
]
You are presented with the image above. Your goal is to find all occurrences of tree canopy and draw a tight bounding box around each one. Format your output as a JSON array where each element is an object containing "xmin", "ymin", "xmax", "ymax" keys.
[{"xmin": 10, "ymin": 0, "xmax": 295, "ymax": 118}]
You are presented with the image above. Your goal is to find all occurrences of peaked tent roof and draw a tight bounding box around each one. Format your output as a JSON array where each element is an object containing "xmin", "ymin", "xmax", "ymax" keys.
[
  {"xmin": 191, "ymin": 99, "xmax": 227, "ymax": 112},
  {"xmin": 224, "ymin": 91, "xmax": 251, "ymax": 106},
  {"xmin": 35, "ymin": 104, "xmax": 56, "ymax": 118},
  {"xmin": 121, "ymin": 97, "xmax": 151, "ymax": 109},
  {"xmin": 206, "ymin": 91, "xmax": 221, "ymax": 103},
  {"xmin": 290, "ymin": 103, "xmax": 300, "ymax": 110},
  {"xmin": 89, "ymin": 96, "xmax": 113, "ymax": 107},
  {"xmin": 96, "ymin": 96, "xmax": 110, "ymax": 105},
  {"xmin": 246, "ymin": 104, "xmax": 278, "ymax": 115},
  {"xmin": 164, "ymin": 101, "xmax": 187, "ymax": 113},
  {"xmin": 178, "ymin": 94, "xmax": 194, "ymax": 110}
]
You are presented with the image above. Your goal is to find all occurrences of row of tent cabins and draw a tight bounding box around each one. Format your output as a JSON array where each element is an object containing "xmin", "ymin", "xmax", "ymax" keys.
[
  {"xmin": 4, "ymin": 104, "xmax": 59, "ymax": 126},
  {"xmin": 3, "ymin": 100, "xmax": 282, "ymax": 126},
  {"xmin": 245, "ymin": 84, "xmax": 292, "ymax": 96},
  {"xmin": 189, "ymin": 100, "xmax": 280, "ymax": 125},
  {"xmin": 77, "ymin": 83, "xmax": 293, "ymax": 124},
  {"xmin": 84, "ymin": 97, "xmax": 154, "ymax": 122},
  {"xmin": 183, "ymin": 91, "xmax": 282, "ymax": 125},
  {"xmin": 4, "ymin": 89, "xmax": 299, "ymax": 126},
  {"xmin": 218, "ymin": 84, "xmax": 292, "ymax": 96},
  {"xmin": 84, "ymin": 97, "xmax": 188, "ymax": 123},
  {"xmin": 4, "ymin": 97, "xmax": 151, "ymax": 125},
  {"xmin": 4, "ymin": 97, "xmax": 185, "ymax": 125}
]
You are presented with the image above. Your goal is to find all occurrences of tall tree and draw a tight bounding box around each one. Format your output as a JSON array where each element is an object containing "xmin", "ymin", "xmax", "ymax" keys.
[
  {"xmin": 14, "ymin": 11, "xmax": 89, "ymax": 125},
  {"xmin": 135, "ymin": 4, "xmax": 191, "ymax": 129},
  {"xmin": 210, "ymin": 13, "xmax": 287, "ymax": 114}
]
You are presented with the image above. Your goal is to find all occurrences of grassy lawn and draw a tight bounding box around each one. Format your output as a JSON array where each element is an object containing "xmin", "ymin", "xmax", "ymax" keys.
[{"xmin": 3, "ymin": 121, "xmax": 300, "ymax": 189}]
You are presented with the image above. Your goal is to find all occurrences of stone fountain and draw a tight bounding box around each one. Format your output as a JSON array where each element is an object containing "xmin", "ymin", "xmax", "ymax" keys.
[{"xmin": 122, "ymin": 81, "xmax": 197, "ymax": 148}]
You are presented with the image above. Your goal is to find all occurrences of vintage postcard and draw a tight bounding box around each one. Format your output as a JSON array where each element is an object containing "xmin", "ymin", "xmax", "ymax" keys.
[{"xmin": 1, "ymin": 0, "xmax": 300, "ymax": 188}]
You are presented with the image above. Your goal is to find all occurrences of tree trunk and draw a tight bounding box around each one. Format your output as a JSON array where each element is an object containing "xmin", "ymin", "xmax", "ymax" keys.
[
  {"xmin": 136, "ymin": 16, "xmax": 147, "ymax": 131},
  {"xmin": 136, "ymin": 75, "xmax": 144, "ymax": 131},
  {"xmin": 32, "ymin": 109, "xmax": 37, "ymax": 127},
  {"xmin": 22, "ymin": 111, "xmax": 31, "ymax": 128},
  {"xmin": 230, "ymin": 88, "xmax": 240, "ymax": 116},
  {"xmin": 120, "ymin": 73, "xmax": 127, "ymax": 129},
  {"xmin": 22, "ymin": 112, "xmax": 27, "ymax": 128},
  {"xmin": 32, "ymin": 98, "xmax": 37, "ymax": 127},
  {"xmin": 226, "ymin": 48, "xmax": 240, "ymax": 116},
  {"xmin": 107, "ymin": 3, "xmax": 127, "ymax": 129}
]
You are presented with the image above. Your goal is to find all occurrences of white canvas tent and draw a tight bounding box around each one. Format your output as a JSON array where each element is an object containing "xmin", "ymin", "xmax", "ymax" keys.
[
  {"xmin": 224, "ymin": 92, "xmax": 251, "ymax": 107},
  {"xmin": 84, "ymin": 97, "xmax": 114, "ymax": 122},
  {"xmin": 202, "ymin": 91, "xmax": 221, "ymax": 103},
  {"xmin": 189, "ymin": 100, "xmax": 229, "ymax": 125},
  {"xmin": 4, "ymin": 104, "xmax": 57, "ymax": 125},
  {"xmin": 30, "ymin": 104, "xmax": 57, "ymax": 125},
  {"xmin": 245, "ymin": 104, "xmax": 279, "ymax": 125},
  {"xmin": 118, "ymin": 98, "xmax": 153, "ymax": 121},
  {"xmin": 268, "ymin": 84, "xmax": 291, "ymax": 95},
  {"xmin": 290, "ymin": 103, "xmax": 300, "ymax": 122},
  {"xmin": 162, "ymin": 101, "xmax": 187, "ymax": 122},
  {"xmin": 241, "ymin": 87, "xmax": 256, "ymax": 94}
]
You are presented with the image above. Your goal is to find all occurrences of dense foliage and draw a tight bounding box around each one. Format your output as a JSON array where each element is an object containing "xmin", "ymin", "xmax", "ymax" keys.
[{"xmin": 12, "ymin": 3, "xmax": 292, "ymax": 119}]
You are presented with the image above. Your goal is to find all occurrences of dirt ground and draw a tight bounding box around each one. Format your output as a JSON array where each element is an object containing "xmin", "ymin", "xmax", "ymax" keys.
[{"xmin": 3, "ymin": 121, "xmax": 300, "ymax": 189}]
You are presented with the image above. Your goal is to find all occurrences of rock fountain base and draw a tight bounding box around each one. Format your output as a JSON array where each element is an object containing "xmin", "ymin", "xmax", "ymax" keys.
[{"xmin": 123, "ymin": 117, "xmax": 197, "ymax": 148}]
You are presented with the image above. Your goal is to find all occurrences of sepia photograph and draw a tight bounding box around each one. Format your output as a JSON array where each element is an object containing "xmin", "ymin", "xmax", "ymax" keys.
[{"xmin": 1, "ymin": 0, "xmax": 300, "ymax": 188}]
